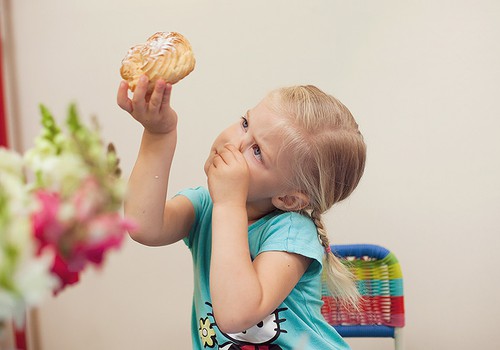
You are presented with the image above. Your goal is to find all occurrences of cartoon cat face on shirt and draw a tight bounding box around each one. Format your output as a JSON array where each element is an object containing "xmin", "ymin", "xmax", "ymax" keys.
[
  {"xmin": 202, "ymin": 301, "xmax": 288, "ymax": 349},
  {"xmin": 223, "ymin": 308, "xmax": 287, "ymax": 345}
]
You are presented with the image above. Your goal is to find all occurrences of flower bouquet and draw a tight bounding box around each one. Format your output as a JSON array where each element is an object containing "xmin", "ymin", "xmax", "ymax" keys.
[{"xmin": 0, "ymin": 104, "xmax": 135, "ymax": 337}]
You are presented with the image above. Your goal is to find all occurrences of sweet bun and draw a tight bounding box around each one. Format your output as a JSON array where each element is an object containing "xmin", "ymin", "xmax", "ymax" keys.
[{"xmin": 120, "ymin": 32, "xmax": 195, "ymax": 93}]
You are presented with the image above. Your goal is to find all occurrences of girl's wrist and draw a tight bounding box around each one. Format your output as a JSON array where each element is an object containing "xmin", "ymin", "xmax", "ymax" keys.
[
  {"xmin": 212, "ymin": 203, "xmax": 248, "ymax": 237},
  {"xmin": 139, "ymin": 128, "xmax": 177, "ymax": 155},
  {"xmin": 143, "ymin": 127, "xmax": 177, "ymax": 139},
  {"xmin": 212, "ymin": 201, "xmax": 247, "ymax": 212},
  {"xmin": 212, "ymin": 203, "xmax": 247, "ymax": 223}
]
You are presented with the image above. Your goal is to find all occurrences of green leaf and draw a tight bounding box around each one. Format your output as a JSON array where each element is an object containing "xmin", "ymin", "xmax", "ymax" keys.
[
  {"xmin": 39, "ymin": 104, "xmax": 61, "ymax": 143},
  {"xmin": 66, "ymin": 103, "xmax": 82, "ymax": 134}
]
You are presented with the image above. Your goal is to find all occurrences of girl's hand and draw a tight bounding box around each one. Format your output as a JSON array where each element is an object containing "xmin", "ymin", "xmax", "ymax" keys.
[
  {"xmin": 117, "ymin": 75, "xmax": 177, "ymax": 134},
  {"xmin": 207, "ymin": 144, "xmax": 249, "ymax": 207}
]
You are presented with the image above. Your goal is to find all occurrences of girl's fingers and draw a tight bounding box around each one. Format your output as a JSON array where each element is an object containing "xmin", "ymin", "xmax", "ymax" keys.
[
  {"xmin": 132, "ymin": 75, "xmax": 149, "ymax": 112},
  {"xmin": 117, "ymin": 81, "xmax": 133, "ymax": 113},
  {"xmin": 148, "ymin": 79, "xmax": 166, "ymax": 112},
  {"xmin": 221, "ymin": 144, "xmax": 244, "ymax": 163},
  {"xmin": 160, "ymin": 83, "xmax": 173, "ymax": 111},
  {"xmin": 224, "ymin": 144, "xmax": 239, "ymax": 153},
  {"xmin": 212, "ymin": 154, "xmax": 223, "ymax": 168},
  {"xmin": 216, "ymin": 147, "xmax": 234, "ymax": 164}
]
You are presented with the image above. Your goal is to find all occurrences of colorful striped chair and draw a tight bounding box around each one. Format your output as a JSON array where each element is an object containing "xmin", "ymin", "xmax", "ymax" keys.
[{"xmin": 321, "ymin": 244, "xmax": 405, "ymax": 350}]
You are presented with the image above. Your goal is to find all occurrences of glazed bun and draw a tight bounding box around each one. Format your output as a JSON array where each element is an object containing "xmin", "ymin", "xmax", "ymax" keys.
[{"xmin": 120, "ymin": 32, "xmax": 195, "ymax": 93}]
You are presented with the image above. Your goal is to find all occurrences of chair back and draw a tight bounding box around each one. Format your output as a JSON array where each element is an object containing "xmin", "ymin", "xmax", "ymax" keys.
[{"xmin": 321, "ymin": 244, "xmax": 405, "ymax": 339}]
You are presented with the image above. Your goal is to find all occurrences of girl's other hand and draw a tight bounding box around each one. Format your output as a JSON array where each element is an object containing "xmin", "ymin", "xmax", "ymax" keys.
[
  {"xmin": 207, "ymin": 144, "xmax": 249, "ymax": 207},
  {"xmin": 117, "ymin": 75, "xmax": 178, "ymax": 134}
]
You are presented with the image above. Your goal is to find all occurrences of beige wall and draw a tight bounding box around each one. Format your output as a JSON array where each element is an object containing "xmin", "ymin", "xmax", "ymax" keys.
[{"xmin": 3, "ymin": 0, "xmax": 500, "ymax": 349}]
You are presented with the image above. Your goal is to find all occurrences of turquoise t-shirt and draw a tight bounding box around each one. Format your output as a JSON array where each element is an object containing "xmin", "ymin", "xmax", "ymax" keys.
[{"xmin": 179, "ymin": 186, "xmax": 350, "ymax": 350}]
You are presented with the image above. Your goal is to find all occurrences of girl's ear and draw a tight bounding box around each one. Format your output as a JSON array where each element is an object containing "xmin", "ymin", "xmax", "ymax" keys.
[{"xmin": 272, "ymin": 192, "xmax": 310, "ymax": 212}]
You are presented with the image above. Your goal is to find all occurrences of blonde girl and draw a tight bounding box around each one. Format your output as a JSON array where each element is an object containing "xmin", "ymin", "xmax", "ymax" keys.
[{"xmin": 118, "ymin": 77, "xmax": 366, "ymax": 349}]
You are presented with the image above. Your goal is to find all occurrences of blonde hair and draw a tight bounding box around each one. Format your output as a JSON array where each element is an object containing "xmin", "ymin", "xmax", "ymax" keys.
[{"xmin": 268, "ymin": 85, "xmax": 366, "ymax": 308}]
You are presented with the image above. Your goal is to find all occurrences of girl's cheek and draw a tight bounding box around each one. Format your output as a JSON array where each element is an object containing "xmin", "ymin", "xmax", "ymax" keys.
[{"xmin": 243, "ymin": 152, "xmax": 264, "ymax": 173}]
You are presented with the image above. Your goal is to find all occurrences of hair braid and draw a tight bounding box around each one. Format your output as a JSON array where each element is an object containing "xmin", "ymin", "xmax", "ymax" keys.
[
  {"xmin": 310, "ymin": 211, "xmax": 360, "ymax": 310},
  {"xmin": 310, "ymin": 210, "xmax": 329, "ymax": 248}
]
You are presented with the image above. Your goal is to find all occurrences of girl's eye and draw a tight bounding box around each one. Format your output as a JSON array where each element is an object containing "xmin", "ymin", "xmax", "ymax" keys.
[
  {"xmin": 241, "ymin": 116, "xmax": 249, "ymax": 130},
  {"xmin": 252, "ymin": 145, "xmax": 262, "ymax": 160}
]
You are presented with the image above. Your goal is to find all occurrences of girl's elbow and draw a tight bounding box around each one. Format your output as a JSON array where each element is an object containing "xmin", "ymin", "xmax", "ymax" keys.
[
  {"xmin": 215, "ymin": 317, "xmax": 246, "ymax": 335},
  {"xmin": 127, "ymin": 229, "xmax": 151, "ymax": 245},
  {"xmin": 127, "ymin": 228, "xmax": 164, "ymax": 246},
  {"xmin": 213, "ymin": 309, "xmax": 255, "ymax": 334}
]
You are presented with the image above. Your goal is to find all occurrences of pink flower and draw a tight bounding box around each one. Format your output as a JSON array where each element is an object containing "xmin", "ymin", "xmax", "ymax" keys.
[
  {"xmin": 32, "ymin": 190, "xmax": 66, "ymax": 248},
  {"xmin": 32, "ymin": 188, "xmax": 137, "ymax": 294},
  {"xmin": 51, "ymin": 252, "xmax": 80, "ymax": 295},
  {"xmin": 72, "ymin": 177, "xmax": 106, "ymax": 222},
  {"xmin": 79, "ymin": 213, "xmax": 135, "ymax": 265},
  {"xmin": 65, "ymin": 212, "xmax": 137, "ymax": 274}
]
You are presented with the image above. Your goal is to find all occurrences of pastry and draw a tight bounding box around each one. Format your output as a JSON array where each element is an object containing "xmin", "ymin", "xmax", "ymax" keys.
[{"xmin": 120, "ymin": 32, "xmax": 195, "ymax": 92}]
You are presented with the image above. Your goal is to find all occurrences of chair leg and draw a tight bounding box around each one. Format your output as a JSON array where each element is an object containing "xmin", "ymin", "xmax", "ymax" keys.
[{"xmin": 394, "ymin": 327, "xmax": 404, "ymax": 350}]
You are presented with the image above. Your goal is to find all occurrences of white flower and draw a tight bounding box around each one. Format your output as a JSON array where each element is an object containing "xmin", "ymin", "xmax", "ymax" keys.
[
  {"xmin": 0, "ymin": 250, "xmax": 58, "ymax": 327},
  {"xmin": 0, "ymin": 149, "xmax": 57, "ymax": 326},
  {"xmin": 16, "ymin": 252, "xmax": 59, "ymax": 317},
  {"xmin": 0, "ymin": 147, "xmax": 24, "ymax": 178},
  {"xmin": 0, "ymin": 290, "xmax": 19, "ymax": 322},
  {"xmin": 25, "ymin": 150, "xmax": 89, "ymax": 195}
]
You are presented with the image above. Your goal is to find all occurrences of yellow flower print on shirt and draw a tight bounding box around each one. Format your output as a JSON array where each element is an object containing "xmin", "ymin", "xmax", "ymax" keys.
[{"xmin": 199, "ymin": 317, "xmax": 216, "ymax": 348}]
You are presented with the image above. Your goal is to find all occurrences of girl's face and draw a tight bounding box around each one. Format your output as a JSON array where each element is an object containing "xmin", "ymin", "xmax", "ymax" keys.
[{"xmin": 204, "ymin": 97, "xmax": 294, "ymax": 218}]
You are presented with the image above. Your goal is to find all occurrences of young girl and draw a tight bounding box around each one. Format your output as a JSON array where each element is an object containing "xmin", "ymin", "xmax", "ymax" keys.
[{"xmin": 117, "ymin": 76, "xmax": 366, "ymax": 349}]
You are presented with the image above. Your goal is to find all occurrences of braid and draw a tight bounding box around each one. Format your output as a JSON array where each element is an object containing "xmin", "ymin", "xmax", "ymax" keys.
[
  {"xmin": 310, "ymin": 210, "xmax": 360, "ymax": 310},
  {"xmin": 310, "ymin": 210, "xmax": 329, "ymax": 248}
]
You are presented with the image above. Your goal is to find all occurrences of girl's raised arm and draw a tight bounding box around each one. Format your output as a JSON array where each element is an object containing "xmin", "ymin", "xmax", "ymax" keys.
[{"xmin": 117, "ymin": 76, "xmax": 194, "ymax": 246}]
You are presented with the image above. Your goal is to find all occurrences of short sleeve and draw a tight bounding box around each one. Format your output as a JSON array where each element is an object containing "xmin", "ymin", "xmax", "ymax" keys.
[
  {"xmin": 256, "ymin": 212, "xmax": 325, "ymax": 281},
  {"xmin": 176, "ymin": 186, "xmax": 212, "ymax": 249}
]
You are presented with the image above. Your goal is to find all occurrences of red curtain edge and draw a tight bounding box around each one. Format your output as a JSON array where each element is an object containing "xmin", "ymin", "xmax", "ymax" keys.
[{"xmin": 0, "ymin": 20, "xmax": 9, "ymax": 148}]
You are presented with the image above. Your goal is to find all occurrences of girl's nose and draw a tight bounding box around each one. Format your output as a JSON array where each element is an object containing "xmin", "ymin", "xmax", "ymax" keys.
[
  {"xmin": 228, "ymin": 134, "xmax": 250, "ymax": 153},
  {"xmin": 239, "ymin": 137, "xmax": 253, "ymax": 153}
]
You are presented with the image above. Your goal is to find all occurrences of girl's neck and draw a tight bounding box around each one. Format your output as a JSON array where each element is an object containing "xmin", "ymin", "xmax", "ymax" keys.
[{"xmin": 246, "ymin": 201, "xmax": 277, "ymax": 225}]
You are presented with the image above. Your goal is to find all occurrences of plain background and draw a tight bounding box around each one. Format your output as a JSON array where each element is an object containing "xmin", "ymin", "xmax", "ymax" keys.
[{"xmin": 2, "ymin": 0, "xmax": 500, "ymax": 349}]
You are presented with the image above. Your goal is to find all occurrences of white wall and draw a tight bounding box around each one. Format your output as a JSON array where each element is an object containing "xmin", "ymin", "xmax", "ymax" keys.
[{"xmin": 4, "ymin": 0, "xmax": 500, "ymax": 349}]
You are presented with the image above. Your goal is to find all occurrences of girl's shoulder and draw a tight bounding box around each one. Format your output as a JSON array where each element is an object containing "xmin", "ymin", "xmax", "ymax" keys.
[
  {"xmin": 176, "ymin": 186, "xmax": 212, "ymax": 215},
  {"xmin": 257, "ymin": 210, "xmax": 317, "ymax": 234},
  {"xmin": 250, "ymin": 210, "xmax": 324, "ymax": 265},
  {"xmin": 177, "ymin": 186, "xmax": 210, "ymax": 201}
]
